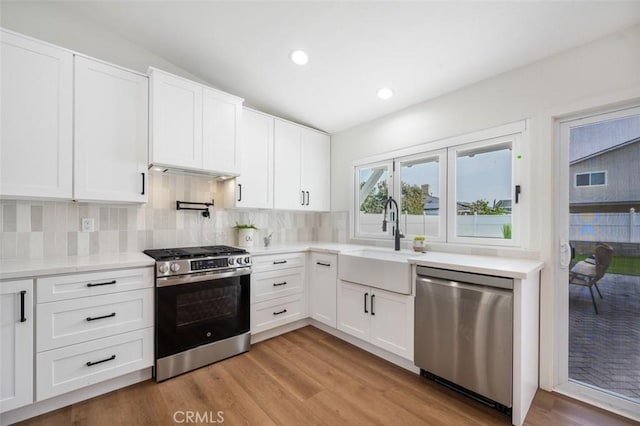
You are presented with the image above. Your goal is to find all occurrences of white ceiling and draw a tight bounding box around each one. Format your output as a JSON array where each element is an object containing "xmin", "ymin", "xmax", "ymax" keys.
[{"xmin": 49, "ymin": 1, "xmax": 640, "ymax": 133}]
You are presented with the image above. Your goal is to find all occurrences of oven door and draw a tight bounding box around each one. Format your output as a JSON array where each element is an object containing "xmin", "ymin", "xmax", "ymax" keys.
[{"xmin": 156, "ymin": 268, "xmax": 250, "ymax": 359}]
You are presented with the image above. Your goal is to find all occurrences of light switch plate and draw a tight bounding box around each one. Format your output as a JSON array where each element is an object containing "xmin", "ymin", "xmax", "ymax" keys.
[{"xmin": 81, "ymin": 218, "xmax": 95, "ymax": 233}]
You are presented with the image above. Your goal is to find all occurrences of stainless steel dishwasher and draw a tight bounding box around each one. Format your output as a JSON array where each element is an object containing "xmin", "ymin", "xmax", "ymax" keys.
[{"xmin": 414, "ymin": 266, "xmax": 513, "ymax": 413}]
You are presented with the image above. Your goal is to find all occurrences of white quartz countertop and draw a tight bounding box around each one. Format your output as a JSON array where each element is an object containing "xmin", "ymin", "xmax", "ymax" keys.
[
  {"xmin": 247, "ymin": 242, "xmax": 367, "ymax": 255},
  {"xmin": 0, "ymin": 253, "xmax": 155, "ymax": 280},
  {"xmin": 407, "ymin": 251, "xmax": 543, "ymax": 279}
]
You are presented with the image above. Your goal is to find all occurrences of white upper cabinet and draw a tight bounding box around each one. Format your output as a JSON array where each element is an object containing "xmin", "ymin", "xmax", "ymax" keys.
[
  {"xmin": 74, "ymin": 56, "xmax": 149, "ymax": 203},
  {"xmin": 149, "ymin": 68, "xmax": 243, "ymax": 175},
  {"xmin": 274, "ymin": 119, "xmax": 330, "ymax": 211},
  {"xmin": 0, "ymin": 30, "xmax": 73, "ymax": 200},
  {"xmin": 149, "ymin": 68, "xmax": 202, "ymax": 170},
  {"xmin": 202, "ymin": 87, "xmax": 242, "ymax": 175},
  {"xmin": 226, "ymin": 108, "xmax": 274, "ymax": 209}
]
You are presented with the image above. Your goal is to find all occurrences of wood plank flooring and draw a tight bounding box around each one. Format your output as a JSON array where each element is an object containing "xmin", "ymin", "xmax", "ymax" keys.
[{"xmin": 17, "ymin": 326, "xmax": 637, "ymax": 425}]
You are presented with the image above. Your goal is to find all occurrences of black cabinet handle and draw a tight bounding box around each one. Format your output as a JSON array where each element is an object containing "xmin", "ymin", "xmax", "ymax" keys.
[
  {"xmin": 19, "ymin": 290, "xmax": 26, "ymax": 322},
  {"xmin": 306, "ymin": 191, "xmax": 310, "ymax": 206},
  {"xmin": 86, "ymin": 312, "xmax": 116, "ymax": 322},
  {"xmin": 86, "ymin": 280, "xmax": 116, "ymax": 287},
  {"xmin": 86, "ymin": 354, "xmax": 116, "ymax": 367},
  {"xmin": 301, "ymin": 190, "xmax": 305, "ymax": 206},
  {"xmin": 515, "ymin": 185, "xmax": 521, "ymax": 204},
  {"xmin": 273, "ymin": 309, "xmax": 287, "ymax": 316},
  {"xmin": 273, "ymin": 260, "xmax": 287, "ymax": 265},
  {"xmin": 237, "ymin": 184, "xmax": 242, "ymax": 202},
  {"xmin": 316, "ymin": 262, "xmax": 331, "ymax": 267},
  {"xmin": 273, "ymin": 281, "xmax": 287, "ymax": 287},
  {"xmin": 364, "ymin": 292, "xmax": 368, "ymax": 313},
  {"xmin": 371, "ymin": 294, "xmax": 376, "ymax": 316},
  {"xmin": 141, "ymin": 172, "xmax": 145, "ymax": 195}
]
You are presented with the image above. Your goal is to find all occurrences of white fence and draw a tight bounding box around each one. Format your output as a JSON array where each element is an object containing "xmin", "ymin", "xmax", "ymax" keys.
[
  {"xmin": 570, "ymin": 209, "xmax": 640, "ymax": 243},
  {"xmin": 359, "ymin": 213, "xmax": 511, "ymax": 238}
]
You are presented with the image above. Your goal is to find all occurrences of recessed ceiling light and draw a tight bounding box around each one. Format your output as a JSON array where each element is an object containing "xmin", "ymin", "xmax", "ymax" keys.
[
  {"xmin": 290, "ymin": 50, "xmax": 309, "ymax": 66},
  {"xmin": 377, "ymin": 88, "xmax": 393, "ymax": 100}
]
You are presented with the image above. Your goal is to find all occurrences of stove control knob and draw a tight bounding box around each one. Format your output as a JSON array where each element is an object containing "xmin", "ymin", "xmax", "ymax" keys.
[
  {"xmin": 170, "ymin": 263, "xmax": 180, "ymax": 272},
  {"xmin": 236, "ymin": 257, "xmax": 243, "ymax": 265},
  {"xmin": 244, "ymin": 256, "xmax": 251, "ymax": 264},
  {"xmin": 158, "ymin": 263, "xmax": 169, "ymax": 273},
  {"xmin": 228, "ymin": 257, "xmax": 235, "ymax": 266}
]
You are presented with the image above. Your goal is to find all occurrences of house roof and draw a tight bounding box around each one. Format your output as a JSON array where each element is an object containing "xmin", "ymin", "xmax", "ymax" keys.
[{"xmin": 570, "ymin": 136, "xmax": 640, "ymax": 165}]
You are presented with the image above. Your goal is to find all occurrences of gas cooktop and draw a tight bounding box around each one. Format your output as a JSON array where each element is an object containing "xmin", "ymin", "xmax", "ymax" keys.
[{"xmin": 143, "ymin": 245, "xmax": 246, "ymax": 261}]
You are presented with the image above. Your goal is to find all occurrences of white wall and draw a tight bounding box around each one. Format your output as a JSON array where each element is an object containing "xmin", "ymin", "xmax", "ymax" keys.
[
  {"xmin": 331, "ymin": 25, "xmax": 640, "ymax": 390},
  {"xmin": 0, "ymin": 1, "xmax": 205, "ymax": 83}
]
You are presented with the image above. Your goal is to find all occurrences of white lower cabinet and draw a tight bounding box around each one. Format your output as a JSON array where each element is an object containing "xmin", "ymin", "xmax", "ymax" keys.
[
  {"xmin": 0, "ymin": 279, "xmax": 34, "ymax": 413},
  {"xmin": 34, "ymin": 267, "xmax": 154, "ymax": 403},
  {"xmin": 309, "ymin": 253, "xmax": 338, "ymax": 328},
  {"xmin": 250, "ymin": 252, "xmax": 306, "ymax": 334},
  {"xmin": 337, "ymin": 280, "xmax": 414, "ymax": 360},
  {"xmin": 36, "ymin": 328, "xmax": 153, "ymax": 401}
]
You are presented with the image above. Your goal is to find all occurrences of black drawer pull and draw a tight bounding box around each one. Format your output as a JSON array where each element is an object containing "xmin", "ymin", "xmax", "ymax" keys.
[
  {"xmin": 273, "ymin": 309, "xmax": 287, "ymax": 316},
  {"xmin": 141, "ymin": 172, "xmax": 145, "ymax": 195},
  {"xmin": 371, "ymin": 294, "xmax": 376, "ymax": 316},
  {"xmin": 273, "ymin": 282, "xmax": 287, "ymax": 287},
  {"xmin": 273, "ymin": 260, "xmax": 287, "ymax": 265},
  {"xmin": 316, "ymin": 262, "xmax": 331, "ymax": 267},
  {"xmin": 86, "ymin": 354, "xmax": 116, "ymax": 367},
  {"xmin": 86, "ymin": 280, "xmax": 116, "ymax": 287},
  {"xmin": 20, "ymin": 290, "xmax": 27, "ymax": 322},
  {"xmin": 86, "ymin": 312, "xmax": 116, "ymax": 322},
  {"xmin": 364, "ymin": 292, "xmax": 368, "ymax": 313}
]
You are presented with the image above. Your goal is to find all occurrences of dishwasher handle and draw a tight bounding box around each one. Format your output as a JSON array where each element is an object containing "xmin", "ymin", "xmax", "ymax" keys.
[{"xmin": 416, "ymin": 276, "xmax": 513, "ymax": 295}]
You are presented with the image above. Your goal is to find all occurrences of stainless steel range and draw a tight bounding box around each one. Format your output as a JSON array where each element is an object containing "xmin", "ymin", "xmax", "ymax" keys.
[{"xmin": 143, "ymin": 245, "xmax": 251, "ymax": 381}]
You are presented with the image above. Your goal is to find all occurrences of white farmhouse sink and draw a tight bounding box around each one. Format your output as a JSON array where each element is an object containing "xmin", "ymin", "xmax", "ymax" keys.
[{"xmin": 339, "ymin": 248, "xmax": 420, "ymax": 295}]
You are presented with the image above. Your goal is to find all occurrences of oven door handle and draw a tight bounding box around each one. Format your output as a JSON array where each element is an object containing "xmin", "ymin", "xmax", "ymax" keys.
[{"xmin": 156, "ymin": 267, "xmax": 252, "ymax": 287}]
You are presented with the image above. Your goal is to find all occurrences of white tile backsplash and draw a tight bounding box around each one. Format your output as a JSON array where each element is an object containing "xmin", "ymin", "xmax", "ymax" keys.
[{"xmin": 0, "ymin": 173, "xmax": 349, "ymax": 260}]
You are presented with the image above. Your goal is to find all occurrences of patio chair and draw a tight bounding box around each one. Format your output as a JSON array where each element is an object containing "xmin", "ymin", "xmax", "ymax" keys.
[{"xmin": 569, "ymin": 243, "xmax": 614, "ymax": 314}]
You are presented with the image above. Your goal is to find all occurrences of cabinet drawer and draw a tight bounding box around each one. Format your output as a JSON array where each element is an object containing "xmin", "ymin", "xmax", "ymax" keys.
[
  {"xmin": 37, "ymin": 288, "xmax": 154, "ymax": 352},
  {"xmin": 251, "ymin": 267, "xmax": 304, "ymax": 303},
  {"xmin": 37, "ymin": 267, "xmax": 153, "ymax": 303},
  {"xmin": 251, "ymin": 294, "xmax": 305, "ymax": 334},
  {"xmin": 36, "ymin": 327, "xmax": 153, "ymax": 401},
  {"xmin": 251, "ymin": 252, "xmax": 305, "ymax": 273}
]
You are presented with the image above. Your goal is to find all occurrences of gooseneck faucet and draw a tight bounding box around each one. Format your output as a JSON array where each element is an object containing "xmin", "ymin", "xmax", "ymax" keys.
[{"xmin": 382, "ymin": 196, "xmax": 404, "ymax": 251}]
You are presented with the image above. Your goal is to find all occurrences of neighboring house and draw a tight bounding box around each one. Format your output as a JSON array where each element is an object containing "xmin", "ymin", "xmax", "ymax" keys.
[
  {"xmin": 495, "ymin": 199, "xmax": 512, "ymax": 213},
  {"xmin": 570, "ymin": 136, "xmax": 640, "ymax": 213}
]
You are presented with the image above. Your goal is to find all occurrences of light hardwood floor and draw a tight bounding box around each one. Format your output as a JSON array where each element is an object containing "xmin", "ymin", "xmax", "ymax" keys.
[{"xmin": 17, "ymin": 326, "xmax": 637, "ymax": 425}]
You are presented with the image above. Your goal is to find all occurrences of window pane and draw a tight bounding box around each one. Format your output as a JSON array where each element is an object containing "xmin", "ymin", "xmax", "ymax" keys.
[
  {"xmin": 399, "ymin": 156, "xmax": 441, "ymax": 238},
  {"xmin": 590, "ymin": 172, "xmax": 605, "ymax": 185},
  {"xmin": 357, "ymin": 164, "xmax": 390, "ymax": 235},
  {"xmin": 576, "ymin": 173, "xmax": 590, "ymax": 186},
  {"xmin": 456, "ymin": 142, "xmax": 512, "ymax": 239}
]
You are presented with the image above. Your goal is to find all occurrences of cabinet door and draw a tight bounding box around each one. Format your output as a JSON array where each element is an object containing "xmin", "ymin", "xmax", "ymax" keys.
[
  {"xmin": 150, "ymin": 69, "xmax": 202, "ymax": 169},
  {"xmin": 202, "ymin": 87, "xmax": 242, "ymax": 175},
  {"xmin": 0, "ymin": 279, "xmax": 33, "ymax": 413},
  {"xmin": 369, "ymin": 289, "xmax": 414, "ymax": 360},
  {"xmin": 310, "ymin": 253, "xmax": 338, "ymax": 327},
  {"xmin": 0, "ymin": 30, "xmax": 73, "ymax": 199},
  {"xmin": 235, "ymin": 109, "xmax": 274, "ymax": 208},
  {"xmin": 301, "ymin": 129, "xmax": 330, "ymax": 211},
  {"xmin": 74, "ymin": 56, "xmax": 148, "ymax": 202},
  {"xmin": 337, "ymin": 281, "xmax": 370, "ymax": 340},
  {"xmin": 274, "ymin": 119, "xmax": 304, "ymax": 210}
]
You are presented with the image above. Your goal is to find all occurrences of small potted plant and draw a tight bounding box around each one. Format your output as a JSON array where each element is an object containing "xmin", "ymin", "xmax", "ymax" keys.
[
  {"xmin": 234, "ymin": 222, "xmax": 258, "ymax": 248},
  {"xmin": 413, "ymin": 235, "xmax": 427, "ymax": 252}
]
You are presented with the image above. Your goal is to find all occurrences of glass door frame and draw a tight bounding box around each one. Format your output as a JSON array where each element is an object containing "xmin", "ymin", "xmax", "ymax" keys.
[{"xmin": 554, "ymin": 104, "xmax": 640, "ymax": 421}]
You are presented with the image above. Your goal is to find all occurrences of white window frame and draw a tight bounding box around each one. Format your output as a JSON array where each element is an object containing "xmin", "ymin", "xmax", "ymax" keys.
[
  {"xmin": 353, "ymin": 160, "xmax": 394, "ymax": 240},
  {"xmin": 447, "ymin": 134, "xmax": 521, "ymax": 247},
  {"xmin": 574, "ymin": 170, "xmax": 607, "ymax": 187},
  {"xmin": 351, "ymin": 120, "xmax": 527, "ymax": 248},
  {"xmin": 394, "ymin": 150, "xmax": 447, "ymax": 242}
]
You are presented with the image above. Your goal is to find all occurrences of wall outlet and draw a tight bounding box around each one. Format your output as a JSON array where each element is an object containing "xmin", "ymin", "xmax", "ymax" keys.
[{"xmin": 81, "ymin": 218, "xmax": 95, "ymax": 233}]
